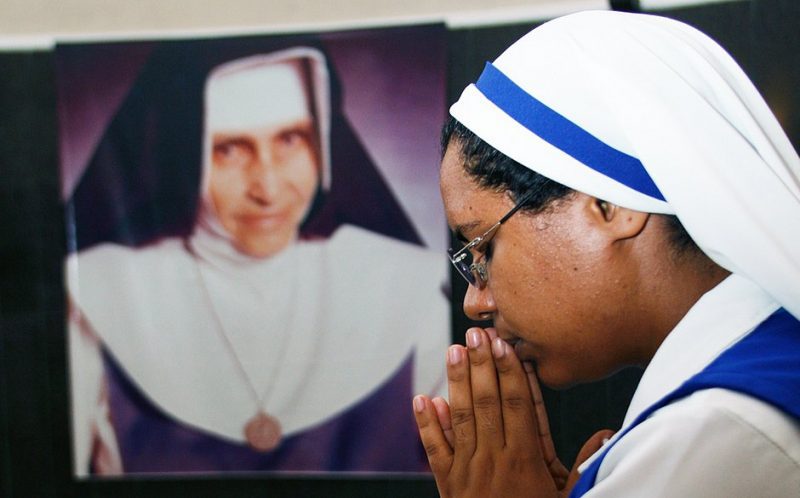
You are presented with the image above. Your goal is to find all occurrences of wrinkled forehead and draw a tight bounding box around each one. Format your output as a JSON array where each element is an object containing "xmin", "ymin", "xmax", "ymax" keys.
[{"xmin": 205, "ymin": 60, "xmax": 312, "ymax": 132}]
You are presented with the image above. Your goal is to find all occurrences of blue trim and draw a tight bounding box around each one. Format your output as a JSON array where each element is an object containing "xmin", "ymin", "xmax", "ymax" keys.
[
  {"xmin": 474, "ymin": 62, "xmax": 666, "ymax": 202},
  {"xmin": 570, "ymin": 308, "xmax": 800, "ymax": 497}
]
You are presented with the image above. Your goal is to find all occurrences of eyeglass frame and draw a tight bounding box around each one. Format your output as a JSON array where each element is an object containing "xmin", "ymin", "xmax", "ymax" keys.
[{"xmin": 448, "ymin": 190, "xmax": 536, "ymax": 288}]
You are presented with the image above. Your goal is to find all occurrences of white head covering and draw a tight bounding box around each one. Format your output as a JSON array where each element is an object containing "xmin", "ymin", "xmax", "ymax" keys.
[
  {"xmin": 450, "ymin": 10, "xmax": 800, "ymax": 319},
  {"xmin": 194, "ymin": 47, "xmax": 331, "ymax": 263},
  {"xmin": 203, "ymin": 47, "xmax": 331, "ymax": 193}
]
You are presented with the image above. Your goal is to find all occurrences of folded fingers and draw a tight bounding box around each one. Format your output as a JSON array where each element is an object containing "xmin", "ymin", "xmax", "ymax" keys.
[
  {"xmin": 413, "ymin": 394, "xmax": 454, "ymax": 477},
  {"xmin": 465, "ymin": 328, "xmax": 505, "ymax": 451},
  {"xmin": 492, "ymin": 339, "xmax": 539, "ymax": 454},
  {"xmin": 432, "ymin": 396, "xmax": 455, "ymax": 448}
]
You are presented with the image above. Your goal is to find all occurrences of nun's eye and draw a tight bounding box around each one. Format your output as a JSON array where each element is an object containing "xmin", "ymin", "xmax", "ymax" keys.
[
  {"xmin": 482, "ymin": 241, "xmax": 494, "ymax": 261},
  {"xmin": 276, "ymin": 129, "xmax": 306, "ymax": 146},
  {"xmin": 272, "ymin": 126, "xmax": 315, "ymax": 163},
  {"xmin": 213, "ymin": 138, "xmax": 254, "ymax": 168},
  {"xmin": 274, "ymin": 127, "xmax": 312, "ymax": 152}
]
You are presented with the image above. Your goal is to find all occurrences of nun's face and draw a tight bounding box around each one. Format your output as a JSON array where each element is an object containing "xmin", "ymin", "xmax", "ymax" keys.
[
  {"xmin": 440, "ymin": 142, "xmax": 646, "ymax": 389},
  {"xmin": 206, "ymin": 62, "xmax": 319, "ymax": 258}
]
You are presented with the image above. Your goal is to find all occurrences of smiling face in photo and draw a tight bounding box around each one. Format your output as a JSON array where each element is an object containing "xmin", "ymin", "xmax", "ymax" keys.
[{"xmin": 205, "ymin": 60, "xmax": 320, "ymax": 258}]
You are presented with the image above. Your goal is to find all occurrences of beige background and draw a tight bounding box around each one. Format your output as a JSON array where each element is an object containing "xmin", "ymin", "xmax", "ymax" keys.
[{"xmin": 0, "ymin": 0, "xmax": 730, "ymax": 46}]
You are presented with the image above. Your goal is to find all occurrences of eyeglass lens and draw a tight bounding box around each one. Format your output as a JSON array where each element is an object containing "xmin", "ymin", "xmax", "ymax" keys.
[{"xmin": 448, "ymin": 248, "xmax": 477, "ymax": 285}]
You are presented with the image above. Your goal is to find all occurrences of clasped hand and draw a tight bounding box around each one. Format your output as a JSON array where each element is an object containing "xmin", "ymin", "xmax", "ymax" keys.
[{"xmin": 413, "ymin": 327, "xmax": 612, "ymax": 498}]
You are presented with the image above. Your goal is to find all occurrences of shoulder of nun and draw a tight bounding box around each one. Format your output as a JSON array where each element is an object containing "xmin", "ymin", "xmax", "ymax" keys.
[
  {"xmin": 66, "ymin": 238, "xmax": 190, "ymax": 292},
  {"xmin": 72, "ymin": 237, "xmax": 186, "ymax": 265}
]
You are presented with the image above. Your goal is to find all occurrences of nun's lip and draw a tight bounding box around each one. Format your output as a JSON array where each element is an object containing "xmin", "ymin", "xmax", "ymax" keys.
[
  {"xmin": 493, "ymin": 326, "xmax": 537, "ymax": 362},
  {"xmin": 236, "ymin": 210, "xmax": 291, "ymax": 229}
]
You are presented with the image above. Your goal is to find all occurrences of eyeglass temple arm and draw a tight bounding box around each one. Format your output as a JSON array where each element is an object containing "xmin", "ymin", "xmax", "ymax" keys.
[{"xmin": 499, "ymin": 190, "xmax": 536, "ymax": 224}]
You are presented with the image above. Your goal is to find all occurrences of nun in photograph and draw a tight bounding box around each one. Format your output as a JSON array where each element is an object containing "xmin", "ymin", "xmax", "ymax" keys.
[{"xmin": 65, "ymin": 38, "xmax": 449, "ymax": 475}]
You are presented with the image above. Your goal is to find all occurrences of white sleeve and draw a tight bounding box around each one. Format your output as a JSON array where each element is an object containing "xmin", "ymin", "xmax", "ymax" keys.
[
  {"xmin": 584, "ymin": 389, "xmax": 800, "ymax": 497},
  {"xmin": 68, "ymin": 300, "xmax": 123, "ymax": 476}
]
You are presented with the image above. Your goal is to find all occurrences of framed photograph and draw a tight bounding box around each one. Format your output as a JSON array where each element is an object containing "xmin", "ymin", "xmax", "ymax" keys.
[{"xmin": 57, "ymin": 23, "xmax": 450, "ymax": 484}]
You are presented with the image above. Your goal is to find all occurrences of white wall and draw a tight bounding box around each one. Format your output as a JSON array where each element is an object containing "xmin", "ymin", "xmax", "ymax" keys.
[
  {"xmin": 0, "ymin": 0, "xmax": 609, "ymax": 45},
  {"xmin": 0, "ymin": 0, "xmax": 743, "ymax": 47}
]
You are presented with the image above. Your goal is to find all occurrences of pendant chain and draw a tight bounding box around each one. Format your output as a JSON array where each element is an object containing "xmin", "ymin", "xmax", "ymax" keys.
[{"xmin": 189, "ymin": 243, "xmax": 296, "ymax": 416}]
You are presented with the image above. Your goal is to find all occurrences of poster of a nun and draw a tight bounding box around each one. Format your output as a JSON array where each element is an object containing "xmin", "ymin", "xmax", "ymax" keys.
[{"xmin": 57, "ymin": 24, "xmax": 450, "ymax": 477}]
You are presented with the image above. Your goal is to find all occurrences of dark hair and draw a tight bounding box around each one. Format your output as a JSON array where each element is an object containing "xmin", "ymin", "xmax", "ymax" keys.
[
  {"xmin": 441, "ymin": 116, "xmax": 699, "ymax": 255},
  {"xmin": 441, "ymin": 116, "xmax": 573, "ymax": 213},
  {"xmin": 662, "ymin": 215, "xmax": 699, "ymax": 257}
]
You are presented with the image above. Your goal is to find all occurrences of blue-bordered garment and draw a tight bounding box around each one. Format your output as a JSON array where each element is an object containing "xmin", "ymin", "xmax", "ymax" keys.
[
  {"xmin": 570, "ymin": 308, "xmax": 800, "ymax": 497},
  {"xmin": 448, "ymin": 10, "xmax": 800, "ymax": 495}
]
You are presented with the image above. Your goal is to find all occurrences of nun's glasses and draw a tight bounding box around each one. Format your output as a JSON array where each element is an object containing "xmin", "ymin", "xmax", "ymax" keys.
[{"xmin": 448, "ymin": 190, "xmax": 535, "ymax": 289}]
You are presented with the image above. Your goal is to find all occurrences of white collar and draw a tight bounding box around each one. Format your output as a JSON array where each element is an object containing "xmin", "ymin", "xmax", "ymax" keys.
[
  {"xmin": 623, "ymin": 274, "xmax": 779, "ymax": 427},
  {"xmin": 580, "ymin": 273, "xmax": 779, "ymax": 472},
  {"xmin": 70, "ymin": 227, "xmax": 447, "ymax": 443}
]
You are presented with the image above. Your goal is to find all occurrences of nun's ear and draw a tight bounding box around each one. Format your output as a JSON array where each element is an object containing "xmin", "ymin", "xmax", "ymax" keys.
[
  {"xmin": 598, "ymin": 199, "xmax": 612, "ymax": 221},
  {"xmin": 590, "ymin": 197, "xmax": 649, "ymax": 240}
]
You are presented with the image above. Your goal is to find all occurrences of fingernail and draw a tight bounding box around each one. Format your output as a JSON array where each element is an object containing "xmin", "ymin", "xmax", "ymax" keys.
[
  {"xmin": 492, "ymin": 337, "xmax": 506, "ymax": 358},
  {"xmin": 448, "ymin": 345, "xmax": 463, "ymax": 365},
  {"xmin": 413, "ymin": 395, "xmax": 425, "ymax": 413},
  {"xmin": 466, "ymin": 329, "xmax": 482, "ymax": 349}
]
